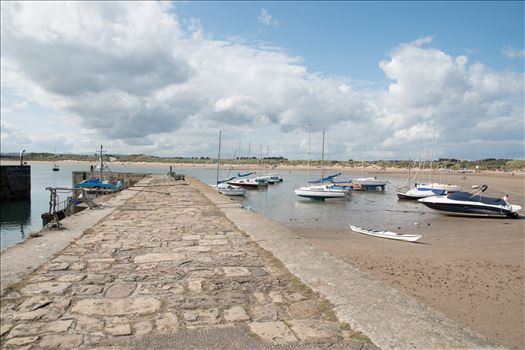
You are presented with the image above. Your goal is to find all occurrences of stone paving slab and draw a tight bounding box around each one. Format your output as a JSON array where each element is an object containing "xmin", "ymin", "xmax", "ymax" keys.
[
  {"xmin": 0, "ymin": 176, "xmax": 374, "ymax": 350},
  {"xmin": 192, "ymin": 177, "xmax": 507, "ymax": 350}
]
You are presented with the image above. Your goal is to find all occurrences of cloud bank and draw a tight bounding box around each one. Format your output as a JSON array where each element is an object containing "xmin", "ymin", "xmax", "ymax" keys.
[{"xmin": 1, "ymin": 2, "xmax": 523, "ymax": 159}]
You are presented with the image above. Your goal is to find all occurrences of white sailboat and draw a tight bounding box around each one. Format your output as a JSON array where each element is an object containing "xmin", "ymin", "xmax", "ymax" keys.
[
  {"xmin": 416, "ymin": 128, "xmax": 460, "ymax": 193},
  {"xmin": 213, "ymin": 131, "xmax": 246, "ymax": 197},
  {"xmin": 294, "ymin": 128, "xmax": 349, "ymax": 200},
  {"xmin": 397, "ymin": 142, "xmax": 447, "ymax": 199}
]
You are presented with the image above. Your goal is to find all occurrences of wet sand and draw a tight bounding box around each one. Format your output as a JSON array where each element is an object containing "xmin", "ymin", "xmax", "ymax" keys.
[{"xmin": 292, "ymin": 172, "xmax": 524, "ymax": 349}]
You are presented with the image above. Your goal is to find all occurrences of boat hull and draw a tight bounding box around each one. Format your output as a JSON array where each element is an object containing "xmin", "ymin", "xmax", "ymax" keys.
[
  {"xmin": 350, "ymin": 225, "xmax": 421, "ymax": 242},
  {"xmin": 227, "ymin": 179, "xmax": 267, "ymax": 189},
  {"xmin": 397, "ymin": 188, "xmax": 446, "ymax": 200},
  {"xmin": 294, "ymin": 186, "xmax": 348, "ymax": 200},
  {"xmin": 417, "ymin": 183, "xmax": 460, "ymax": 192},
  {"xmin": 353, "ymin": 178, "xmax": 387, "ymax": 190},
  {"xmin": 419, "ymin": 197, "xmax": 519, "ymax": 218}
]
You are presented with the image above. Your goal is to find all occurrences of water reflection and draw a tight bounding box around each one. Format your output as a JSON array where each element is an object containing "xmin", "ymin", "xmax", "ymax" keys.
[{"xmin": 0, "ymin": 199, "xmax": 31, "ymax": 246}]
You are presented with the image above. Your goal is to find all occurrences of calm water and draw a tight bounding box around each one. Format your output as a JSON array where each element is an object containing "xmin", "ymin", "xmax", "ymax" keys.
[{"xmin": 1, "ymin": 163, "xmax": 430, "ymax": 250}]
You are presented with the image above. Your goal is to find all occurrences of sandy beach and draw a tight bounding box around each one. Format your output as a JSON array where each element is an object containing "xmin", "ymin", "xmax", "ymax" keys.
[{"xmin": 291, "ymin": 172, "xmax": 524, "ymax": 349}]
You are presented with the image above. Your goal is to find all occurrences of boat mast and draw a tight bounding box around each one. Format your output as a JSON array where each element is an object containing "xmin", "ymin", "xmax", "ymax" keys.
[
  {"xmin": 307, "ymin": 124, "xmax": 311, "ymax": 183},
  {"xmin": 321, "ymin": 130, "xmax": 325, "ymax": 182},
  {"xmin": 266, "ymin": 145, "xmax": 270, "ymax": 175},
  {"xmin": 259, "ymin": 144, "xmax": 263, "ymax": 176},
  {"xmin": 216, "ymin": 131, "xmax": 222, "ymax": 185},
  {"xmin": 99, "ymin": 145, "xmax": 104, "ymax": 179},
  {"xmin": 429, "ymin": 128, "xmax": 436, "ymax": 185}
]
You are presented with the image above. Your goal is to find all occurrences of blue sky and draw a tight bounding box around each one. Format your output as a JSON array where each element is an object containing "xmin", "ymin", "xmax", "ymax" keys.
[
  {"xmin": 1, "ymin": 2, "xmax": 524, "ymax": 160},
  {"xmin": 175, "ymin": 1, "xmax": 524, "ymax": 81}
]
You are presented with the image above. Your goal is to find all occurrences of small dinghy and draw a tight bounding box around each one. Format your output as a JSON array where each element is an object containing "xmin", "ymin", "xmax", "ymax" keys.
[{"xmin": 349, "ymin": 225, "xmax": 422, "ymax": 242}]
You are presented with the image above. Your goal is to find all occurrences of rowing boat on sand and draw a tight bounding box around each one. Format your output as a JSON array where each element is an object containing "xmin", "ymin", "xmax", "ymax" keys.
[{"xmin": 349, "ymin": 225, "xmax": 422, "ymax": 242}]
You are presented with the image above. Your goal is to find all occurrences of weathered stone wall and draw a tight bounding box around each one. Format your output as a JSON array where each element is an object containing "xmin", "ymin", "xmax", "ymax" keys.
[{"xmin": 0, "ymin": 165, "xmax": 31, "ymax": 199}]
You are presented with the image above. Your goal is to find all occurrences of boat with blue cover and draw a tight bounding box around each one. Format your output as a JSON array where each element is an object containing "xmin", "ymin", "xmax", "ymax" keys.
[{"xmin": 74, "ymin": 178, "xmax": 123, "ymax": 190}]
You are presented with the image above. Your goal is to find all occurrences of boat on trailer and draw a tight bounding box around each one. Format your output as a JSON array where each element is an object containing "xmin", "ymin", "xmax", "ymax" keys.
[
  {"xmin": 350, "ymin": 225, "xmax": 422, "ymax": 242},
  {"xmin": 418, "ymin": 185, "xmax": 521, "ymax": 218}
]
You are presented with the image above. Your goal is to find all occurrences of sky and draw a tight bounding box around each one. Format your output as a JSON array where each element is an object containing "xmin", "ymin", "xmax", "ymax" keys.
[{"xmin": 1, "ymin": 1, "xmax": 524, "ymax": 160}]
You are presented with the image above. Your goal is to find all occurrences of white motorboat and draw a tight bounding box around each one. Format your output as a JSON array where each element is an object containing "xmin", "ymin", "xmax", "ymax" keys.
[
  {"xmin": 416, "ymin": 182, "xmax": 460, "ymax": 193},
  {"xmin": 353, "ymin": 177, "xmax": 387, "ymax": 190},
  {"xmin": 227, "ymin": 177, "xmax": 267, "ymax": 189},
  {"xmin": 215, "ymin": 183, "xmax": 246, "ymax": 196},
  {"xmin": 294, "ymin": 184, "xmax": 349, "ymax": 200},
  {"xmin": 418, "ymin": 185, "xmax": 521, "ymax": 218},
  {"xmin": 268, "ymin": 174, "xmax": 283, "ymax": 182},
  {"xmin": 397, "ymin": 187, "xmax": 446, "ymax": 200},
  {"xmin": 350, "ymin": 225, "xmax": 422, "ymax": 242},
  {"xmin": 255, "ymin": 175, "xmax": 276, "ymax": 184}
]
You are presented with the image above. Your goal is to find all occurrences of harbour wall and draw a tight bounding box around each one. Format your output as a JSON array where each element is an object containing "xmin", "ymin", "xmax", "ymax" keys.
[{"xmin": 0, "ymin": 165, "xmax": 30, "ymax": 199}]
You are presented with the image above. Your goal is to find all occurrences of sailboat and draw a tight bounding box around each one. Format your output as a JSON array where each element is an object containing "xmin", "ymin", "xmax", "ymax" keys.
[
  {"xmin": 212, "ymin": 131, "xmax": 246, "ymax": 196},
  {"xmin": 52, "ymin": 148, "xmax": 60, "ymax": 171},
  {"xmin": 416, "ymin": 128, "xmax": 460, "ymax": 193},
  {"xmin": 227, "ymin": 143, "xmax": 268, "ymax": 189},
  {"xmin": 397, "ymin": 142, "xmax": 446, "ymax": 199},
  {"xmin": 294, "ymin": 128, "xmax": 349, "ymax": 200}
]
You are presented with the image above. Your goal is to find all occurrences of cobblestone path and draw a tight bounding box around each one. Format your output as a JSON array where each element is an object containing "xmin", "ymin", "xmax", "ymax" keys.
[{"xmin": 0, "ymin": 178, "xmax": 376, "ymax": 349}]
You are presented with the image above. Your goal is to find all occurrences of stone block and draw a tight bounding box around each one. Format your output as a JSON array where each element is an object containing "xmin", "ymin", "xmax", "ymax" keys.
[
  {"xmin": 71, "ymin": 297, "xmax": 161, "ymax": 316},
  {"xmin": 19, "ymin": 282, "xmax": 71, "ymax": 296},
  {"xmin": 105, "ymin": 283, "xmax": 136, "ymax": 298},
  {"xmin": 224, "ymin": 306, "xmax": 250, "ymax": 322},
  {"xmin": 223, "ymin": 267, "xmax": 251, "ymax": 277},
  {"xmin": 183, "ymin": 308, "xmax": 220, "ymax": 326},
  {"xmin": 38, "ymin": 334, "xmax": 83, "ymax": 348},
  {"xmin": 155, "ymin": 312, "xmax": 179, "ymax": 332},
  {"xmin": 4, "ymin": 336, "xmax": 39, "ymax": 347},
  {"xmin": 106, "ymin": 323, "xmax": 132, "ymax": 336},
  {"xmin": 248, "ymin": 321, "xmax": 297, "ymax": 344},
  {"xmin": 288, "ymin": 319, "xmax": 340, "ymax": 340},
  {"xmin": 133, "ymin": 253, "xmax": 185, "ymax": 264}
]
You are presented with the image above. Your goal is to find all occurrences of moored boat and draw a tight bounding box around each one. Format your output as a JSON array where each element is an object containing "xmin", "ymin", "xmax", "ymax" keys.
[
  {"xmin": 418, "ymin": 185, "xmax": 521, "ymax": 218},
  {"xmin": 416, "ymin": 182, "xmax": 460, "ymax": 193},
  {"xmin": 74, "ymin": 178, "xmax": 123, "ymax": 190},
  {"xmin": 397, "ymin": 187, "xmax": 446, "ymax": 200},
  {"xmin": 294, "ymin": 184, "xmax": 349, "ymax": 200},
  {"xmin": 353, "ymin": 177, "xmax": 387, "ymax": 190},
  {"xmin": 227, "ymin": 177, "xmax": 268, "ymax": 189},
  {"xmin": 214, "ymin": 183, "xmax": 246, "ymax": 196}
]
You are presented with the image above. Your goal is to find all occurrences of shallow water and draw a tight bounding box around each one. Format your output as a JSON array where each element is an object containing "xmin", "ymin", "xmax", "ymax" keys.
[{"xmin": 0, "ymin": 162, "xmax": 430, "ymax": 250}]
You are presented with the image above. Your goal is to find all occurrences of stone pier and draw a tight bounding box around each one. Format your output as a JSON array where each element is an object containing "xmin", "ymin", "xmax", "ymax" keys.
[{"xmin": 0, "ymin": 176, "xmax": 374, "ymax": 349}]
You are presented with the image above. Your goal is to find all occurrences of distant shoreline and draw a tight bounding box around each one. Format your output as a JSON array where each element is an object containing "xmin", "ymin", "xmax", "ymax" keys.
[{"xmin": 1, "ymin": 159, "xmax": 522, "ymax": 178}]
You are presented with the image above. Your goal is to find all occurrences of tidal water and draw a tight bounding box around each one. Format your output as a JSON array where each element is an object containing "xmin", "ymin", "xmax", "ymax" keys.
[{"xmin": 1, "ymin": 162, "xmax": 429, "ymax": 251}]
